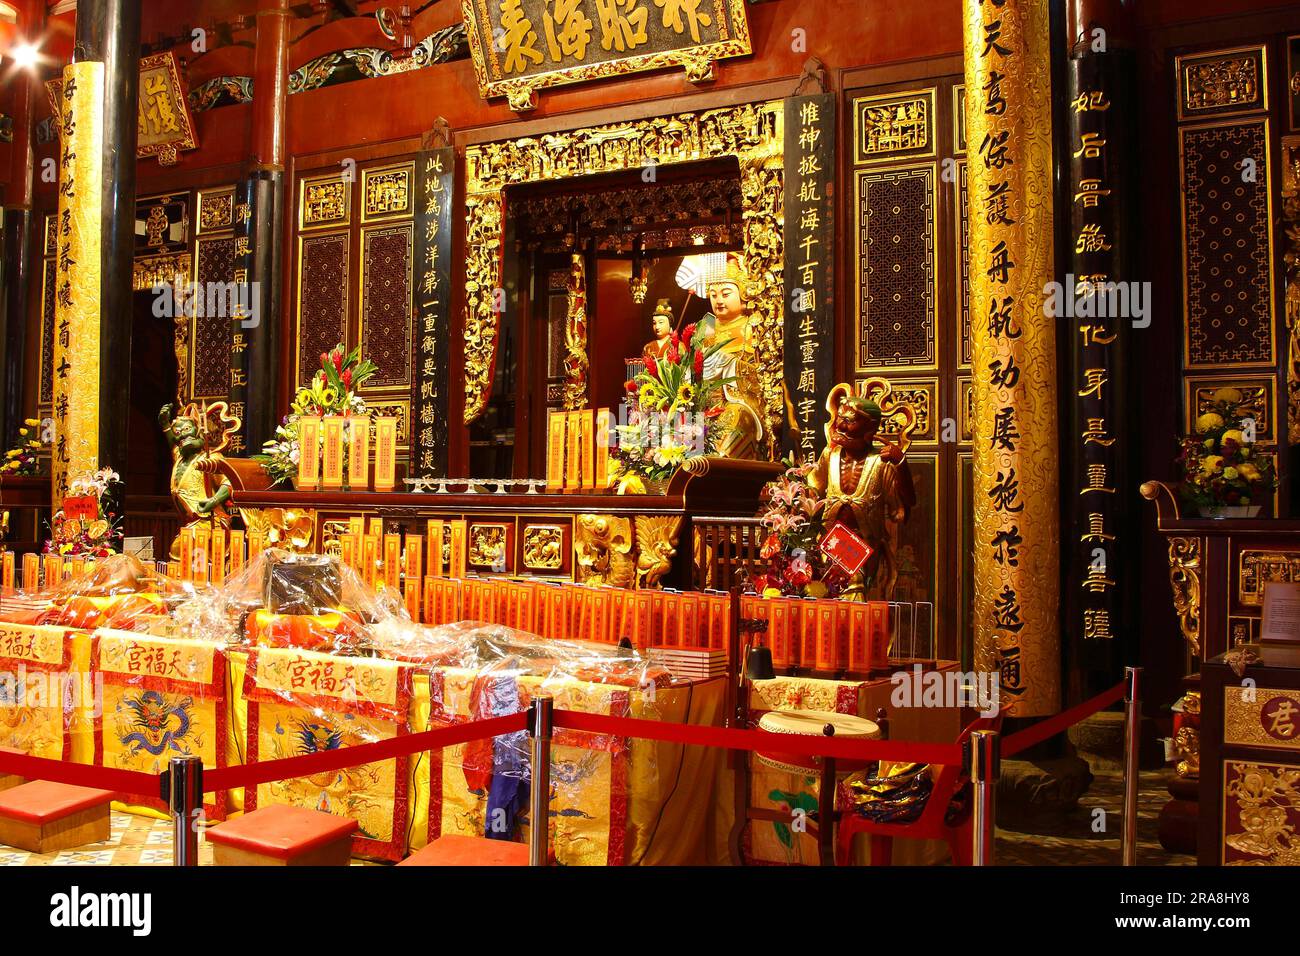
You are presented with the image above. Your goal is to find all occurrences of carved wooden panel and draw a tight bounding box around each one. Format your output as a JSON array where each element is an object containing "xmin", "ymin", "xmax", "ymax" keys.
[
  {"xmin": 299, "ymin": 174, "xmax": 349, "ymax": 230},
  {"xmin": 1179, "ymin": 119, "xmax": 1275, "ymax": 369},
  {"xmin": 296, "ymin": 232, "xmax": 350, "ymax": 388},
  {"xmin": 852, "ymin": 88, "xmax": 936, "ymax": 165},
  {"xmin": 956, "ymin": 156, "xmax": 971, "ymax": 368},
  {"xmin": 854, "ymin": 164, "xmax": 937, "ymax": 370},
  {"xmin": 39, "ymin": 258, "xmax": 56, "ymax": 407},
  {"xmin": 1176, "ymin": 45, "xmax": 1267, "ymax": 123},
  {"xmin": 1222, "ymin": 759, "xmax": 1300, "ymax": 865},
  {"xmin": 192, "ymin": 236, "xmax": 236, "ymax": 400},
  {"xmin": 359, "ymin": 224, "xmax": 414, "ymax": 391},
  {"xmin": 1184, "ymin": 374, "xmax": 1276, "ymax": 442},
  {"xmin": 197, "ymin": 188, "xmax": 234, "ymax": 234},
  {"xmin": 362, "ymin": 163, "xmax": 414, "ymax": 223}
]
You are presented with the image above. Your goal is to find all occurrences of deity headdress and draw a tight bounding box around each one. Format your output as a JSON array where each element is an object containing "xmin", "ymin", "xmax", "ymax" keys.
[
  {"xmin": 703, "ymin": 252, "xmax": 749, "ymax": 290},
  {"xmin": 825, "ymin": 379, "xmax": 917, "ymax": 452},
  {"xmin": 171, "ymin": 401, "xmax": 241, "ymax": 455},
  {"xmin": 652, "ymin": 298, "xmax": 674, "ymax": 322},
  {"xmin": 676, "ymin": 251, "xmax": 750, "ymax": 298}
]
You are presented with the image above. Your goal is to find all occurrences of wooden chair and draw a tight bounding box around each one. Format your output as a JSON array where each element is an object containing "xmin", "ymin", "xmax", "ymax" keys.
[{"xmin": 835, "ymin": 709, "xmax": 1004, "ymax": 867}]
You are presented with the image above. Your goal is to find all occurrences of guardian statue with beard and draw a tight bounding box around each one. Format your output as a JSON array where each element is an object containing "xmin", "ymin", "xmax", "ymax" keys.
[{"xmin": 808, "ymin": 389, "xmax": 915, "ymax": 599}]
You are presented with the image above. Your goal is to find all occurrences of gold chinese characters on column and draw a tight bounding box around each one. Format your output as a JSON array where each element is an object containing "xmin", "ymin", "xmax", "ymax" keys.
[
  {"xmin": 51, "ymin": 62, "xmax": 105, "ymax": 506},
  {"xmin": 965, "ymin": 0, "xmax": 1060, "ymax": 716}
]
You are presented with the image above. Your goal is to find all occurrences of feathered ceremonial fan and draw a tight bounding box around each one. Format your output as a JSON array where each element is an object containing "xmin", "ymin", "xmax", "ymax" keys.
[{"xmin": 675, "ymin": 252, "xmax": 726, "ymax": 298}]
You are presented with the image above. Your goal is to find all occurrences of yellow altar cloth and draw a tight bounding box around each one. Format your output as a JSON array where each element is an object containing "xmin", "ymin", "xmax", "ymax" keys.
[
  {"xmin": 223, "ymin": 651, "xmax": 728, "ymax": 864},
  {"xmin": 0, "ymin": 624, "xmax": 95, "ymax": 763}
]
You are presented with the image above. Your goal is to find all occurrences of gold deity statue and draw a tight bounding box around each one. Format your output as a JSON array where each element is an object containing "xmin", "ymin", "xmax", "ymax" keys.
[
  {"xmin": 702, "ymin": 253, "xmax": 766, "ymax": 460},
  {"xmin": 642, "ymin": 298, "xmax": 675, "ymax": 362},
  {"xmin": 159, "ymin": 402, "xmax": 240, "ymax": 559},
  {"xmin": 808, "ymin": 386, "xmax": 915, "ymax": 600}
]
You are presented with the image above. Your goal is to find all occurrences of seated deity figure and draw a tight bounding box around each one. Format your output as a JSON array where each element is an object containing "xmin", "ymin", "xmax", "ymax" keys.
[{"xmin": 701, "ymin": 253, "xmax": 766, "ymax": 460}]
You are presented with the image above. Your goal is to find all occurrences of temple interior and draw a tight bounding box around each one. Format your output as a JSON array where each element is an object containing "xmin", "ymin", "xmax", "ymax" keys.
[{"xmin": 0, "ymin": 0, "xmax": 1297, "ymax": 888}]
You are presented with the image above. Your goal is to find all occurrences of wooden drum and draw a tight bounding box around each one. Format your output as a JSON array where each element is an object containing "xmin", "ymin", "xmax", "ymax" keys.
[{"xmin": 754, "ymin": 709, "xmax": 880, "ymax": 775}]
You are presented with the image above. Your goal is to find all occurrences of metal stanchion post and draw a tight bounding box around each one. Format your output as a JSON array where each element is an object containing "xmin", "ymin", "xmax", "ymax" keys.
[
  {"xmin": 528, "ymin": 696, "xmax": 553, "ymax": 867},
  {"xmin": 1122, "ymin": 666, "xmax": 1142, "ymax": 866},
  {"xmin": 165, "ymin": 755, "xmax": 203, "ymax": 866},
  {"xmin": 970, "ymin": 730, "xmax": 1000, "ymax": 866}
]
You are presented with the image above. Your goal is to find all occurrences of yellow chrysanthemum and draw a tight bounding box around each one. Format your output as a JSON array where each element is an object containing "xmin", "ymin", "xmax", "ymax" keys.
[
  {"xmin": 1195, "ymin": 412, "xmax": 1224, "ymax": 432},
  {"xmin": 1200, "ymin": 455, "xmax": 1224, "ymax": 475}
]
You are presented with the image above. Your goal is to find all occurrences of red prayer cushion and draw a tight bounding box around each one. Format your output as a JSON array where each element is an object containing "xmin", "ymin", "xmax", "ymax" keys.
[
  {"xmin": 398, "ymin": 834, "xmax": 530, "ymax": 867},
  {"xmin": 0, "ymin": 781, "xmax": 115, "ymax": 824},
  {"xmin": 207, "ymin": 804, "xmax": 358, "ymax": 860}
]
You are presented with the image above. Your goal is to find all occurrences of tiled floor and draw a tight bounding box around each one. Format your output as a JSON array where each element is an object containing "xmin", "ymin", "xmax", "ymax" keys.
[
  {"xmin": 996, "ymin": 769, "xmax": 1194, "ymax": 866},
  {"xmin": 0, "ymin": 770, "xmax": 1193, "ymax": 866},
  {"xmin": 0, "ymin": 811, "xmax": 215, "ymax": 867}
]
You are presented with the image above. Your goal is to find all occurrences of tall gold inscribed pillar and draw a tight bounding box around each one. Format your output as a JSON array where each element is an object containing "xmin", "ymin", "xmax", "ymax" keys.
[
  {"xmin": 964, "ymin": 0, "xmax": 1060, "ymax": 716},
  {"xmin": 51, "ymin": 62, "xmax": 105, "ymax": 505}
]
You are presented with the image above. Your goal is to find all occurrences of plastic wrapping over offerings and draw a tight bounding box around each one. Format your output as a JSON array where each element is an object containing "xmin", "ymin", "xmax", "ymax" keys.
[
  {"xmin": 2, "ymin": 546, "xmax": 729, "ymax": 863},
  {"xmin": 0, "ymin": 554, "xmax": 178, "ymax": 630},
  {"xmin": 174, "ymin": 548, "xmax": 408, "ymax": 650},
  {"xmin": 414, "ymin": 622, "xmax": 677, "ymax": 865}
]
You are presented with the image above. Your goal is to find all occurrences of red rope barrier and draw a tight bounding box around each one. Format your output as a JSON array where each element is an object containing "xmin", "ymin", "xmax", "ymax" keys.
[
  {"xmin": 3, "ymin": 685, "xmax": 1128, "ymax": 800},
  {"xmin": 553, "ymin": 710, "xmax": 965, "ymax": 764},
  {"xmin": 0, "ymin": 751, "xmax": 158, "ymax": 798},
  {"xmin": 1001, "ymin": 682, "xmax": 1127, "ymax": 757},
  {"xmin": 202, "ymin": 711, "xmax": 529, "ymax": 793}
]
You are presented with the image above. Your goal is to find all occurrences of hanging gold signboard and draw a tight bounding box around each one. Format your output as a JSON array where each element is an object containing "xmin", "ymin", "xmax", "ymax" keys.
[
  {"xmin": 45, "ymin": 51, "xmax": 198, "ymax": 166},
  {"xmin": 51, "ymin": 61, "xmax": 105, "ymax": 505},
  {"xmin": 965, "ymin": 0, "xmax": 1060, "ymax": 716},
  {"xmin": 460, "ymin": 0, "xmax": 753, "ymax": 112}
]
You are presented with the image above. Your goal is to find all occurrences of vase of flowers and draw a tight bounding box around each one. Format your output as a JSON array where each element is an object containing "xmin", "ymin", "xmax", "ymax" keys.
[
  {"xmin": 611, "ymin": 324, "xmax": 730, "ymax": 493},
  {"xmin": 256, "ymin": 344, "xmax": 378, "ymax": 487},
  {"xmin": 45, "ymin": 467, "xmax": 123, "ymax": 558},
  {"xmin": 1177, "ymin": 388, "xmax": 1277, "ymax": 518},
  {"xmin": 752, "ymin": 457, "xmax": 837, "ymax": 598},
  {"xmin": 2, "ymin": 419, "xmax": 44, "ymax": 476}
]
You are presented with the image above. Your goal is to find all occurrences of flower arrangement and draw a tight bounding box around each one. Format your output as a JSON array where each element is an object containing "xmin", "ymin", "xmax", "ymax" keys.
[
  {"xmin": 257, "ymin": 344, "xmax": 377, "ymax": 487},
  {"xmin": 46, "ymin": 467, "xmax": 123, "ymax": 558},
  {"xmin": 752, "ymin": 458, "xmax": 838, "ymax": 598},
  {"xmin": 1177, "ymin": 388, "xmax": 1277, "ymax": 515},
  {"xmin": 2, "ymin": 419, "xmax": 44, "ymax": 476},
  {"xmin": 612, "ymin": 324, "xmax": 729, "ymax": 489}
]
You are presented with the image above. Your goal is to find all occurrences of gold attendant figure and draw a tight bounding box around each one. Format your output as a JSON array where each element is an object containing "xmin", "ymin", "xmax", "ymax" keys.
[
  {"xmin": 809, "ymin": 392, "xmax": 915, "ymax": 599},
  {"xmin": 642, "ymin": 298, "xmax": 675, "ymax": 363}
]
